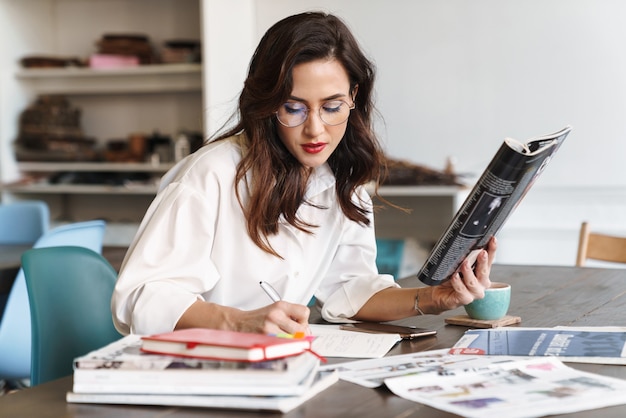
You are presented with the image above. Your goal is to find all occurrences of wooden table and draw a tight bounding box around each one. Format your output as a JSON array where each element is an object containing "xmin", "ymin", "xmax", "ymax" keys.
[{"xmin": 2, "ymin": 264, "xmax": 626, "ymax": 417}]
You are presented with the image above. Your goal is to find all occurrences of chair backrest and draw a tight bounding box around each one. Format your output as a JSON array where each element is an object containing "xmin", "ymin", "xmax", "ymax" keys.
[
  {"xmin": 22, "ymin": 246, "xmax": 121, "ymax": 386},
  {"xmin": 0, "ymin": 220, "xmax": 106, "ymax": 381},
  {"xmin": 0, "ymin": 201, "xmax": 49, "ymax": 244},
  {"xmin": 576, "ymin": 221, "xmax": 626, "ymax": 267}
]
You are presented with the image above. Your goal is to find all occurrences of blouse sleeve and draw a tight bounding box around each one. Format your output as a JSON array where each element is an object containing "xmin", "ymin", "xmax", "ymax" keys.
[{"xmin": 111, "ymin": 181, "xmax": 220, "ymax": 335}]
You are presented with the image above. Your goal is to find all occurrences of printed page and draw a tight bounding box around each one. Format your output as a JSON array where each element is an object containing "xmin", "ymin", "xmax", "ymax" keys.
[
  {"xmin": 451, "ymin": 327, "xmax": 626, "ymax": 364},
  {"xmin": 417, "ymin": 125, "xmax": 571, "ymax": 285},
  {"xmin": 385, "ymin": 357, "xmax": 626, "ymax": 418},
  {"xmin": 320, "ymin": 349, "xmax": 516, "ymax": 388}
]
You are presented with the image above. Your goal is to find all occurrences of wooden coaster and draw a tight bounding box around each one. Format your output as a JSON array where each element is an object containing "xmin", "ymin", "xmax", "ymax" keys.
[{"xmin": 445, "ymin": 314, "xmax": 521, "ymax": 328}]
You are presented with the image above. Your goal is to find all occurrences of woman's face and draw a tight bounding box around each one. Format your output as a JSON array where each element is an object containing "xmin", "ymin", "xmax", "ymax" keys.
[{"xmin": 276, "ymin": 59, "xmax": 353, "ymax": 170}]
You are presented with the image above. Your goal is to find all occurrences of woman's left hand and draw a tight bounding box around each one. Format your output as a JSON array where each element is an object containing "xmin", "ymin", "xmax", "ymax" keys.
[{"xmin": 429, "ymin": 236, "xmax": 497, "ymax": 313}]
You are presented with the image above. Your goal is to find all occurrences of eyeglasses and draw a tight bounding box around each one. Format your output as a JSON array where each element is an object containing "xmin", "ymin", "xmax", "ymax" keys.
[{"xmin": 275, "ymin": 100, "xmax": 355, "ymax": 127}]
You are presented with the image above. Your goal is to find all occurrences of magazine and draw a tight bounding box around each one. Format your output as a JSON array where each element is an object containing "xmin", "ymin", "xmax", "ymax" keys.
[
  {"xmin": 66, "ymin": 370, "xmax": 338, "ymax": 413},
  {"xmin": 324, "ymin": 348, "xmax": 626, "ymax": 417},
  {"xmin": 449, "ymin": 326, "xmax": 626, "ymax": 364},
  {"xmin": 140, "ymin": 327, "xmax": 312, "ymax": 361},
  {"xmin": 417, "ymin": 125, "xmax": 572, "ymax": 285},
  {"xmin": 384, "ymin": 356, "xmax": 626, "ymax": 418},
  {"xmin": 320, "ymin": 349, "xmax": 514, "ymax": 388},
  {"xmin": 74, "ymin": 359, "xmax": 320, "ymax": 396},
  {"xmin": 72, "ymin": 334, "xmax": 320, "ymax": 395}
]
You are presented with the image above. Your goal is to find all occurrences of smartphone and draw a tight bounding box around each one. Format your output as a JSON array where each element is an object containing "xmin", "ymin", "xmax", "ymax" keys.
[{"xmin": 340, "ymin": 322, "xmax": 437, "ymax": 339}]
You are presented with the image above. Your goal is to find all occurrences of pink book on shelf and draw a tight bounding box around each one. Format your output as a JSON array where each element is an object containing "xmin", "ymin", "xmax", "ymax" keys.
[{"xmin": 89, "ymin": 54, "xmax": 140, "ymax": 69}]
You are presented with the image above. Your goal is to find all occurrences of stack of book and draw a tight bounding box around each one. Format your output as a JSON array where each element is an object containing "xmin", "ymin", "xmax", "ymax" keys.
[{"xmin": 66, "ymin": 328, "xmax": 338, "ymax": 413}]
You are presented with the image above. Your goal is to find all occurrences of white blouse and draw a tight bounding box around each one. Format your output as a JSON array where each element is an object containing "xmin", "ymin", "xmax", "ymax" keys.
[{"xmin": 111, "ymin": 134, "xmax": 397, "ymax": 335}]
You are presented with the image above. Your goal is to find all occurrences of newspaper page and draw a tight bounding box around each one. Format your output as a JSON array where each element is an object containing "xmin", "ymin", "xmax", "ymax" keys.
[
  {"xmin": 385, "ymin": 356, "xmax": 626, "ymax": 418},
  {"xmin": 320, "ymin": 349, "xmax": 517, "ymax": 388},
  {"xmin": 450, "ymin": 327, "xmax": 626, "ymax": 365},
  {"xmin": 418, "ymin": 125, "xmax": 572, "ymax": 285}
]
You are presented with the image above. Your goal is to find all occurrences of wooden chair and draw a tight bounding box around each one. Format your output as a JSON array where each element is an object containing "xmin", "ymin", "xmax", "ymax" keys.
[{"xmin": 576, "ymin": 222, "xmax": 626, "ymax": 267}]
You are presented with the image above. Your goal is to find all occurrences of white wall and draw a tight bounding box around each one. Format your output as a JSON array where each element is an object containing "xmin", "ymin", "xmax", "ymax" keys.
[
  {"xmin": 254, "ymin": 1, "xmax": 626, "ymax": 186},
  {"xmin": 201, "ymin": 0, "xmax": 255, "ymax": 134},
  {"xmin": 246, "ymin": 0, "xmax": 626, "ymax": 266}
]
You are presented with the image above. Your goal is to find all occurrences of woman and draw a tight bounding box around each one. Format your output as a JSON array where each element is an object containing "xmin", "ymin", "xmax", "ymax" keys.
[{"xmin": 112, "ymin": 12, "xmax": 496, "ymax": 336}]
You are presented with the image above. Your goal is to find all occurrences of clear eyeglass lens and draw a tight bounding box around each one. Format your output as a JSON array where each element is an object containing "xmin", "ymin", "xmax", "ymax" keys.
[{"xmin": 276, "ymin": 100, "xmax": 353, "ymax": 127}]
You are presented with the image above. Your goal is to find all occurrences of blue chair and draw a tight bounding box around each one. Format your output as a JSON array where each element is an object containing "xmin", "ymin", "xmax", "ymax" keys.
[
  {"xmin": 0, "ymin": 201, "xmax": 50, "ymax": 323},
  {"xmin": 375, "ymin": 238, "xmax": 406, "ymax": 278},
  {"xmin": 22, "ymin": 246, "xmax": 121, "ymax": 386},
  {"xmin": 0, "ymin": 220, "xmax": 106, "ymax": 385},
  {"xmin": 0, "ymin": 201, "xmax": 49, "ymax": 244}
]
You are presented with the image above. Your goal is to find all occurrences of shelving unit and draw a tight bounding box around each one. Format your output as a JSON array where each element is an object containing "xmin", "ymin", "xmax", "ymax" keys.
[
  {"xmin": 10, "ymin": 62, "xmax": 203, "ymax": 205},
  {"xmin": 6, "ymin": 162, "xmax": 175, "ymax": 195},
  {"xmin": 3, "ymin": 161, "xmax": 175, "ymax": 233},
  {"xmin": 0, "ymin": 0, "xmax": 205, "ymax": 246}
]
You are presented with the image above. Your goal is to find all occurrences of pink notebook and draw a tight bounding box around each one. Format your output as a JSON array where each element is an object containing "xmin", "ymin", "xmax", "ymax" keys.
[{"xmin": 141, "ymin": 328, "xmax": 312, "ymax": 362}]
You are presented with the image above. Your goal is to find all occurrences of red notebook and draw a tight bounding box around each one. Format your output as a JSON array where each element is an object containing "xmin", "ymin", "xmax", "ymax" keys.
[{"xmin": 141, "ymin": 328, "xmax": 313, "ymax": 362}]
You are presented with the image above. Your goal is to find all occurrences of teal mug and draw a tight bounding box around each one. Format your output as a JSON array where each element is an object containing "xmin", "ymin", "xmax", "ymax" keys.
[{"xmin": 464, "ymin": 282, "xmax": 511, "ymax": 320}]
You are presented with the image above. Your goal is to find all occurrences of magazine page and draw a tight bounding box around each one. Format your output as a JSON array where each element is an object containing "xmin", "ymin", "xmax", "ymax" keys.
[
  {"xmin": 417, "ymin": 125, "xmax": 572, "ymax": 285},
  {"xmin": 74, "ymin": 333, "xmax": 315, "ymax": 374},
  {"xmin": 320, "ymin": 349, "xmax": 516, "ymax": 388},
  {"xmin": 67, "ymin": 369, "xmax": 339, "ymax": 414},
  {"xmin": 73, "ymin": 359, "xmax": 319, "ymax": 396},
  {"xmin": 385, "ymin": 357, "xmax": 626, "ymax": 418},
  {"xmin": 450, "ymin": 327, "xmax": 626, "ymax": 364}
]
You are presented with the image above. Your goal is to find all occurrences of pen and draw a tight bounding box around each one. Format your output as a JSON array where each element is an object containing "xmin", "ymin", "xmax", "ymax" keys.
[{"xmin": 259, "ymin": 281, "xmax": 282, "ymax": 302}]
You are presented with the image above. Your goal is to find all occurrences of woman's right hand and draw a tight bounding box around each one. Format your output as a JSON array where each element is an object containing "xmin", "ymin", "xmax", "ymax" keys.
[
  {"xmin": 175, "ymin": 299, "xmax": 311, "ymax": 336},
  {"xmin": 238, "ymin": 301, "xmax": 311, "ymax": 335}
]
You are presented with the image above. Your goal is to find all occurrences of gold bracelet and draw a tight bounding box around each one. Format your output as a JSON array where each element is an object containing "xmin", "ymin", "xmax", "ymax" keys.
[{"xmin": 414, "ymin": 291, "xmax": 425, "ymax": 316}]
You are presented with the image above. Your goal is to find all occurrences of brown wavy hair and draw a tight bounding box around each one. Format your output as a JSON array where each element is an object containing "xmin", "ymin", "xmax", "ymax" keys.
[{"xmin": 213, "ymin": 12, "xmax": 386, "ymax": 257}]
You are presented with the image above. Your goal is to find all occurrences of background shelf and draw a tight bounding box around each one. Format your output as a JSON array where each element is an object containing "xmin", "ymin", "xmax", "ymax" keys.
[
  {"xmin": 17, "ymin": 162, "xmax": 175, "ymax": 173},
  {"xmin": 16, "ymin": 63, "xmax": 202, "ymax": 95}
]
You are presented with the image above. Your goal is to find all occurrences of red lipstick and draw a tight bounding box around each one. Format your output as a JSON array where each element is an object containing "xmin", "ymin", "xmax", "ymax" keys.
[{"xmin": 301, "ymin": 143, "xmax": 326, "ymax": 154}]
